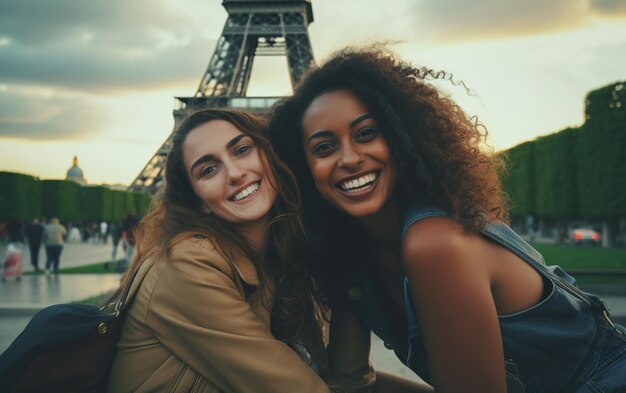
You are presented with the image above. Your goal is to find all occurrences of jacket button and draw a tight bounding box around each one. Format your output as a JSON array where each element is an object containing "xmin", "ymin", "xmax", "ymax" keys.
[
  {"xmin": 97, "ymin": 322, "xmax": 108, "ymax": 335},
  {"xmin": 384, "ymin": 342, "xmax": 394, "ymax": 350},
  {"xmin": 348, "ymin": 287, "xmax": 363, "ymax": 301}
]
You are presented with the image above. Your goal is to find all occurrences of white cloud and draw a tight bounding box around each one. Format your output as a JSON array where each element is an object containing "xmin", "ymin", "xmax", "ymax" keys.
[
  {"xmin": 410, "ymin": 0, "xmax": 589, "ymax": 42},
  {"xmin": 0, "ymin": 0, "xmax": 220, "ymax": 92},
  {"xmin": 0, "ymin": 85, "xmax": 107, "ymax": 140}
]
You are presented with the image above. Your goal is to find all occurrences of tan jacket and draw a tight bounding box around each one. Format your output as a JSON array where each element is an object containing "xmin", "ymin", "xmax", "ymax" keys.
[
  {"xmin": 43, "ymin": 223, "xmax": 66, "ymax": 246},
  {"xmin": 107, "ymin": 235, "xmax": 374, "ymax": 393}
]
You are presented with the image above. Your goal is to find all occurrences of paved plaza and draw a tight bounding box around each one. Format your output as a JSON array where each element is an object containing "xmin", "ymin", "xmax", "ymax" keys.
[{"xmin": 0, "ymin": 242, "xmax": 122, "ymax": 352}]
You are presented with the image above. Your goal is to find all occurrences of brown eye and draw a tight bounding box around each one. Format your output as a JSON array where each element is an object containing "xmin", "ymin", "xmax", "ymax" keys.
[
  {"xmin": 200, "ymin": 165, "xmax": 217, "ymax": 177},
  {"xmin": 356, "ymin": 126, "xmax": 378, "ymax": 141},
  {"xmin": 313, "ymin": 141, "xmax": 335, "ymax": 155},
  {"xmin": 235, "ymin": 145, "xmax": 252, "ymax": 156}
]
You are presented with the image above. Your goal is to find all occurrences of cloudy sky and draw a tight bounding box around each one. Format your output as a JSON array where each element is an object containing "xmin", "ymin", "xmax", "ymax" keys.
[{"xmin": 1, "ymin": 0, "xmax": 625, "ymax": 185}]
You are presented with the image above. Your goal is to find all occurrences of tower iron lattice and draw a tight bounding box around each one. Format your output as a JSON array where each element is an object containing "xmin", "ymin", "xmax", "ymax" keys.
[{"xmin": 129, "ymin": 0, "xmax": 315, "ymax": 193}]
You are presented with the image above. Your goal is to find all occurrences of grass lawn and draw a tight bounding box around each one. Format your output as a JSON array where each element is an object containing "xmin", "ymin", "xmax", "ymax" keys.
[
  {"xmin": 531, "ymin": 243, "xmax": 626, "ymax": 270},
  {"xmin": 23, "ymin": 260, "xmax": 127, "ymax": 275},
  {"xmin": 531, "ymin": 243, "xmax": 626, "ymax": 286}
]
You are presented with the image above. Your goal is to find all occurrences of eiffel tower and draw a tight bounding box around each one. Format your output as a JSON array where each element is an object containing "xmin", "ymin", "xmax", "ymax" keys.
[{"xmin": 129, "ymin": 0, "xmax": 315, "ymax": 192}]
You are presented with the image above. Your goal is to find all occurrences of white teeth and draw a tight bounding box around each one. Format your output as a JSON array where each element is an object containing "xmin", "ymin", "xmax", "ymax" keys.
[
  {"xmin": 339, "ymin": 172, "xmax": 378, "ymax": 192},
  {"xmin": 233, "ymin": 182, "xmax": 260, "ymax": 201}
]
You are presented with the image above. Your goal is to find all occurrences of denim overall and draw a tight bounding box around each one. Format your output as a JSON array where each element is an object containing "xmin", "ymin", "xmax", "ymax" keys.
[{"xmin": 347, "ymin": 208, "xmax": 626, "ymax": 392}]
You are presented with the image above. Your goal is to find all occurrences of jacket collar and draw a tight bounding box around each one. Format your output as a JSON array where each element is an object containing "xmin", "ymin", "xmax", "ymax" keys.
[{"xmin": 228, "ymin": 252, "xmax": 259, "ymax": 286}]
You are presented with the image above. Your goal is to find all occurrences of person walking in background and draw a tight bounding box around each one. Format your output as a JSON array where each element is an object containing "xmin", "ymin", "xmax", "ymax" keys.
[
  {"xmin": 43, "ymin": 218, "xmax": 66, "ymax": 275},
  {"xmin": 24, "ymin": 218, "xmax": 44, "ymax": 272},
  {"xmin": 100, "ymin": 221, "xmax": 109, "ymax": 244},
  {"xmin": 109, "ymin": 222, "xmax": 121, "ymax": 263},
  {"xmin": 120, "ymin": 211, "xmax": 139, "ymax": 267},
  {"xmin": 2, "ymin": 220, "xmax": 24, "ymax": 281}
]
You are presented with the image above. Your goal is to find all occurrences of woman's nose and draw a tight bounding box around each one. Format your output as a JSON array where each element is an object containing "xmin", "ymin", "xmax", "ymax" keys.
[
  {"xmin": 338, "ymin": 144, "xmax": 363, "ymax": 169},
  {"xmin": 227, "ymin": 163, "xmax": 246, "ymax": 184}
]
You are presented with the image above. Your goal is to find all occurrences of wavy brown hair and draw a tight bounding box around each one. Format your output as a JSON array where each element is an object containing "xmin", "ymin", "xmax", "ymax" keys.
[
  {"xmin": 109, "ymin": 108, "xmax": 326, "ymax": 363},
  {"xmin": 268, "ymin": 46, "xmax": 508, "ymax": 233}
]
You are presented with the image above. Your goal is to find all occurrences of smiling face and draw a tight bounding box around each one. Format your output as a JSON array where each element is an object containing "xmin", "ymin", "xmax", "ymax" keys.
[
  {"xmin": 182, "ymin": 119, "xmax": 277, "ymax": 226},
  {"xmin": 301, "ymin": 89, "xmax": 397, "ymax": 218}
]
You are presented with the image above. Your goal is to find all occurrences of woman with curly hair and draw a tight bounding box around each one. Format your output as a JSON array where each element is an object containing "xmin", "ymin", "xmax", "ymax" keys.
[
  {"xmin": 268, "ymin": 47, "xmax": 626, "ymax": 392},
  {"xmin": 106, "ymin": 108, "xmax": 376, "ymax": 393}
]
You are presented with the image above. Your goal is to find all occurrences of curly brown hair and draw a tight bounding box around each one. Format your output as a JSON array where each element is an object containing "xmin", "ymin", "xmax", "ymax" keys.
[
  {"xmin": 110, "ymin": 108, "xmax": 327, "ymax": 363},
  {"xmin": 268, "ymin": 46, "xmax": 508, "ymax": 232}
]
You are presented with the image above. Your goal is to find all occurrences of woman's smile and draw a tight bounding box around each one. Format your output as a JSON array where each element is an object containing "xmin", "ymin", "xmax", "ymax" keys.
[
  {"xmin": 336, "ymin": 170, "xmax": 380, "ymax": 197},
  {"xmin": 229, "ymin": 180, "xmax": 261, "ymax": 202}
]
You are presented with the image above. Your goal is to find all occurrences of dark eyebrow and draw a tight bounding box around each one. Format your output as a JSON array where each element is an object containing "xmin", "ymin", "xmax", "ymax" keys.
[
  {"xmin": 190, "ymin": 154, "xmax": 215, "ymax": 174},
  {"xmin": 350, "ymin": 114, "xmax": 374, "ymax": 128},
  {"xmin": 306, "ymin": 130, "xmax": 333, "ymax": 145},
  {"xmin": 226, "ymin": 133, "xmax": 247, "ymax": 149},
  {"xmin": 190, "ymin": 133, "xmax": 249, "ymax": 174},
  {"xmin": 305, "ymin": 114, "xmax": 374, "ymax": 145}
]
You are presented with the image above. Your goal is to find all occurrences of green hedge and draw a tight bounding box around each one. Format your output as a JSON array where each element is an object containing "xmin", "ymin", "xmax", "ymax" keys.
[
  {"xmin": 533, "ymin": 128, "xmax": 579, "ymax": 219},
  {"xmin": 79, "ymin": 186, "xmax": 113, "ymax": 222},
  {"xmin": 504, "ymin": 81, "xmax": 625, "ymax": 221},
  {"xmin": 502, "ymin": 141, "xmax": 535, "ymax": 217},
  {"xmin": 41, "ymin": 180, "xmax": 81, "ymax": 222},
  {"xmin": 0, "ymin": 173, "xmax": 151, "ymax": 222},
  {"xmin": 577, "ymin": 82, "xmax": 626, "ymax": 218},
  {"xmin": 111, "ymin": 190, "xmax": 128, "ymax": 221},
  {"xmin": 0, "ymin": 172, "xmax": 42, "ymax": 220},
  {"xmin": 133, "ymin": 191, "xmax": 152, "ymax": 216}
]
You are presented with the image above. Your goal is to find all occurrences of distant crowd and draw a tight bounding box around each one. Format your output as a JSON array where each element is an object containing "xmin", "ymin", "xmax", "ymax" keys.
[{"xmin": 0, "ymin": 212, "xmax": 140, "ymax": 274}]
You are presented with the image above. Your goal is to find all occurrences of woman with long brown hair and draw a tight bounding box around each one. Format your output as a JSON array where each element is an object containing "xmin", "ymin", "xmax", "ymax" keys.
[
  {"xmin": 268, "ymin": 46, "xmax": 626, "ymax": 392},
  {"xmin": 106, "ymin": 108, "xmax": 374, "ymax": 392}
]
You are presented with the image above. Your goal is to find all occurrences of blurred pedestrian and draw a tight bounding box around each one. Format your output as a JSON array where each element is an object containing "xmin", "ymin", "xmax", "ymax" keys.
[
  {"xmin": 109, "ymin": 222, "xmax": 121, "ymax": 262},
  {"xmin": 100, "ymin": 221, "xmax": 109, "ymax": 244},
  {"xmin": 90, "ymin": 222, "xmax": 99, "ymax": 243},
  {"xmin": 43, "ymin": 218, "xmax": 67, "ymax": 275},
  {"xmin": 120, "ymin": 212, "xmax": 139, "ymax": 267},
  {"xmin": 24, "ymin": 218, "xmax": 44, "ymax": 272},
  {"xmin": 67, "ymin": 224, "xmax": 81, "ymax": 243}
]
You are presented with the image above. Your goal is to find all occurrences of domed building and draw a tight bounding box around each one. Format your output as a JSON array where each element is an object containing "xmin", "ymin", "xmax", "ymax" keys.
[{"xmin": 66, "ymin": 155, "xmax": 87, "ymax": 185}]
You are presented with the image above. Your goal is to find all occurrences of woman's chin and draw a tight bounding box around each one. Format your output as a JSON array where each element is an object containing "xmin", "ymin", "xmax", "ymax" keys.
[{"xmin": 331, "ymin": 200, "xmax": 385, "ymax": 218}]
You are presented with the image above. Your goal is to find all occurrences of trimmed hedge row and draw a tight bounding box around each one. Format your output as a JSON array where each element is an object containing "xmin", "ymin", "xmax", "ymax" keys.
[
  {"xmin": 533, "ymin": 128, "xmax": 579, "ymax": 219},
  {"xmin": 0, "ymin": 172, "xmax": 42, "ymax": 221},
  {"xmin": 578, "ymin": 82, "xmax": 626, "ymax": 218},
  {"xmin": 503, "ymin": 81, "xmax": 625, "ymax": 220},
  {"xmin": 0, "ymin": 173, "xmax": 151, "ymax": 222},
  {"xmin": 502, "ymin": 141, "xmax": 535, "ymax": 217}
]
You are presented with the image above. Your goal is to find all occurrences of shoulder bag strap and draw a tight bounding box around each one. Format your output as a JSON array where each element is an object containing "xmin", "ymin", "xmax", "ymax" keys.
[{"xmin": 111, "ymin": 256, "xmax": 159, "ymax": 316}]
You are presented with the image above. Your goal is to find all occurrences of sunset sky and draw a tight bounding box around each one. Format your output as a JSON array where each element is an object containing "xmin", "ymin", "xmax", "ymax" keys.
[{"xmin": 1, "ymin": 0, "xmax": 625, "ymax": 185}]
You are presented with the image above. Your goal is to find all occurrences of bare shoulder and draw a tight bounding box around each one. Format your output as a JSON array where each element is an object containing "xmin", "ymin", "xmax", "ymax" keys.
[
  {"xmin": 402, "ymin": 217, "xmax": 486, "ymax": 276},
  {"xmin": 403, "ymin": 217, "xmax": 468, "ymax": 261}
]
